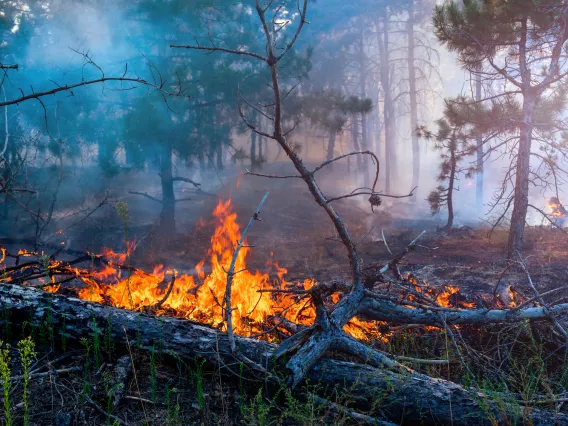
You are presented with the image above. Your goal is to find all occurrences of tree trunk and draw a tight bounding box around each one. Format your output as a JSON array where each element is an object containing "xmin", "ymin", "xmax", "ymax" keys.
[
  {"xmin": 351, "ymin": 118, "xmax": 363, "ymax": 172},
  {"xmin": 476, "ymin": 73, "xmax": 484, "ymax": 212},
  {"xmin": 159, "ymin": 143, "xmax": 175, "ymax": 235},
  {"xmin": 445, "ymin": 146, "xmax": 456, "ymax": 230},
  {"xmin": 250, "ymin": 131, "xmax": 257, "ymax": 170},
  {"xmin": 198, "ymin": 149, "xmax": 205, "ymax": 172},
  {"xmin": 407, "ymin": 3, "xmax": 419, "ymax": 201},
  {"xmin": 377, "ymin": 12, "xmax": 394, "ymax": 193},
  {"xmin": 216, "ymin": 141, "xmax": 224, "ymax": 170},
  {"xmin": 1, "ymin": 285, "xmax": 566, "ymax": 426},
  {"xmin": 326, "ymin": 131, "xmax": 336, "ymax": 162},
  {"xmin": 359, "ymin": 29, "xmax": 370, "ymax": 188},
  {"xmin": 507, "ymin": 93, "xmax": 535, "ymax": 257},
  {"xmin": 258, "ymin": 134, "xmax": 263, "ymax": 163}
]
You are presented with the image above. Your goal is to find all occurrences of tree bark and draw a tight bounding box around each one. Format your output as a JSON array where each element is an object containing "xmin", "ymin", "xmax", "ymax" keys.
[
  {"xmin": 326, "ymin": 131, "xmax": 336, "ymax": 162},
  {"xmin": 476, "ymin": 72, "xmax": 483, "ymax": 212},
  {"xmin": 351, "ymin": 117, "xmax": 363, "ymax": 173},
  {"xmin": 508, "ymin": 18, "xmax": 534, "ymax": 258},
  {"xmin": 359, "ymin": 29, "xmax": 370, "ymax": 188},
  {"xmin": 407, "ymin": 1, "xmax": 419, "ymax": 202},
  {"xmin": 159, "ymin": 143, "xmax": 176, "ymax": 235},
  {"xmin": 377, "ymin": 11, "xmax": 395, "ymax": 193},
  {"xmin": 445, "ymin": 143, "xmax": 456, "ymax": 230},
  {"xmin": 250, "ymin": 130, "xmax": 257, "ymax": 169},
  {"xmin": 507, "ymin": 93, "xmax": 535, "ymax": 258},
  {"xmin": 216, "ymin": 141, "xmax": 224, "ymax": 170},
  {"xmin": 1, "ymin": 284, "xmax": 566, "ymax": 426}
]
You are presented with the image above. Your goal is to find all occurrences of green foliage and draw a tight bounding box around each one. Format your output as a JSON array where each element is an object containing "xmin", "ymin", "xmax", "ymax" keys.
[
  {"xmin": 0, "ymin": 342, "xmax": 11, "ymax": 426},
  {"xmin": 434, "ymin": 0, "xmax": 568, "ymax": 71},
  {"xmin": 294, "ymin": 89, "xmax": 373, "ymax": 135},
  {"xmin": 16, "ymin": 337, "xmax": 36, "ymax": 426},
  {"xmin": 91, "ymin": 316, "xmax": 101, "ymax": 370},
  {"xmin": 165, "ymin": 384, "xmax": 181, "ymax": 426},
  {"xmin": 419, "ymin": 106, "xmax": 477, "ymax": 218},
  {"xmin": 190, "ymin": 357, "xmax": 207, "ymax": 410},
  {"xmin": 80, "ymin": 337, "xmax": 92, "ymax": 400},
  {"xmin": 241, "ymin": 389, "xmax": 275, "ymax": 426}
]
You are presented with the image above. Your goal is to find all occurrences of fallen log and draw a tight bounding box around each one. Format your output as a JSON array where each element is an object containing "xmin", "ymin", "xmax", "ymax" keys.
[{"xmin": 0, "ymin": 284, "xmax": 566, "ymax": 425}]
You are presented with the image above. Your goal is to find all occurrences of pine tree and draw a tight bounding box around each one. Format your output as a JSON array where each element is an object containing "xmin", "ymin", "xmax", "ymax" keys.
[
  {"xmin": 418, "ymin": 111, "xmax": 477, "ymax": 230},
  {"xmin": 434, "ymin": 0, "xmax": 568, "ymax": 256}
]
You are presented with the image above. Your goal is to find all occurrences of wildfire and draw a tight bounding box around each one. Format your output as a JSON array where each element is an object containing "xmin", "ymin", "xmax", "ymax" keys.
[
  {"xmin": 0, "ymin": 199, "xmax": 490, "ymax": 342},
  {"xmin": 74, "ymin": 199, "xmax": 346, "ymax": 338}
]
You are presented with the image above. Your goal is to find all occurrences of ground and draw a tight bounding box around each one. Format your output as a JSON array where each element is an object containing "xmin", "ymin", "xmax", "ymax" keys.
[{"xmin": 1, "ymin": 164, "xmax": 568, "ymax": 425}]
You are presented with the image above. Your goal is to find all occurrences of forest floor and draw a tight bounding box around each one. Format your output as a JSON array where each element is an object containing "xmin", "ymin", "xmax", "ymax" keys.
[
  {"xmin": 2, "ymin": 164, "xmax": 568, "ymax": 424},
  {"xmin": 3, "ymin": 226, "xmax": 568, "ymax": 425}
]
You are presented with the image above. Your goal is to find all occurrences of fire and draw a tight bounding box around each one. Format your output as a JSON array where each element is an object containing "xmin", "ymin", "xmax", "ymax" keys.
[
  {"xmin": 72, "ymin": 199, "xmax": 355, "ymax": 338},
  {"xmin": 546, "ymin": 197, "xmax": 567, "ymax": 219},
  {"xmin": 0, "ymin": 199, "xmax": 486, "ymax": 342}
]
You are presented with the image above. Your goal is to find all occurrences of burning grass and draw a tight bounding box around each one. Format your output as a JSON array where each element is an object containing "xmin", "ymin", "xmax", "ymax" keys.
[{"xmin": 0, "ymin": 199, "xmax": 518, "ymax": 346}]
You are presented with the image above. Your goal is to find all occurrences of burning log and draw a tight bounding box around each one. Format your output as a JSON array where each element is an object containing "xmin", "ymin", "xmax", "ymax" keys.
[{"xmin": 0, "ymin": 284, "xmax": 566, "ymax": 425}]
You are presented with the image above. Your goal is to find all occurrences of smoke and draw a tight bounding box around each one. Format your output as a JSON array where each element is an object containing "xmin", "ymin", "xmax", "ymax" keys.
[{"xmin": 0, "ymin": 0, "xmax": 559, "ymax": 240}]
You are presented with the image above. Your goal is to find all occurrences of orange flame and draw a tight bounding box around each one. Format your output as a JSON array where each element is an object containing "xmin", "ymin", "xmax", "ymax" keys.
[{"xmin": 547, "ymin": 198, "xmax": 567, "ymax": 218}]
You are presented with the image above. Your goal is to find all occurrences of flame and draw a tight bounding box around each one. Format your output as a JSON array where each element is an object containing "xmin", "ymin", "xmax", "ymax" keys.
[
  {"xmin": 70, "ymin": 199, "xmax": 325, "ymax": 337},
  {"xmin": 0, "ymin": 199, "xmax": 487, "ymax": 343},
  {"xmin": 546, "ymin": 198, "xmax": 567, "ymax": 218}
]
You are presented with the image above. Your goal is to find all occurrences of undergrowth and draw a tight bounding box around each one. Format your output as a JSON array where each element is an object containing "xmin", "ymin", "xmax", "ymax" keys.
[{"xmin": 0, "ymin": 312, "xmax": 563, "ymax": 425}]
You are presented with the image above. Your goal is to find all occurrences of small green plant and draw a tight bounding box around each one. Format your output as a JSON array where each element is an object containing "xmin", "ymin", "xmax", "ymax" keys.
[
  {"xmin": 80, "ymin": 337, "xmax": 92, "ymax": 400},
  {"xmin": 102, "ymin": 371, "xmax": 121, "ymax": 426},
  {"xmin": 0, "ymin": 341, "xmax": 12, "ymax": 426},
  {"xmin": 241, "ymin": 389, "xmax": 274, "ymax": 426},
  {"xmin": 17, "ymin": 336, "xmax": 36, "ymax": 426},
  {"xmin": 165, "ymin": 384, "xmax": 181, "ymax": 426},
  {"xmin": 39, "ymin": 296, "xmax": 54, "ymax": 349},
  {"xmin": 192, "ymin": 358, "xmax": 206, "ymax": 410},
  {"xmin": 40, "ymin": 253, "xmax": 50, "ymax": 271}
]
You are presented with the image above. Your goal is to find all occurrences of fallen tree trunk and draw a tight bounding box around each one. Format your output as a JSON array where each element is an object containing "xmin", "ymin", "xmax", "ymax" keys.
[{"xmin": 0, "ymin": 284, "xmax": 566, "ymax": 425}]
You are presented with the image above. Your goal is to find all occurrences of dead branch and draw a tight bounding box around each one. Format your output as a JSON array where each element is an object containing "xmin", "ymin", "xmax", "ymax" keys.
[
  {"xmin": 244, "ymin": 168, "xmax": 301, "ymax": 179},
  {"xmin": 0, "ymin": 76, "xmax": 178, "ymax": 108},
  {"xmin": 154, "ymin": 273, "xmax": 176, "ymax": 311},
  {"xmin": 170, "ymin": 176, "xmax": 201, "ymax": 188},
  {"xmin": 225, "ymin": 192, "xmax": 270, "ymax": 354},
  {"xmin": 128, "ymin": 191, "xmax": 163, "ymax": 204},
  {"xmin": 516, "ymin": 253, "xmax": 568, "ymax": 339}
]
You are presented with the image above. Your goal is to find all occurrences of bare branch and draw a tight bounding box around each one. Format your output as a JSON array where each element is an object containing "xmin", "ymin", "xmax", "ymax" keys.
[
  {"xmin": 170, "ymin": 44, "xmax": 267, "ymax": 62},
  {"xmin": 225, "ymin": 192, "xmax": 270, "ymax": 353},
  {"xmin": 128, "ymin": 191, "xmax": 163, "ymax": 204}
]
